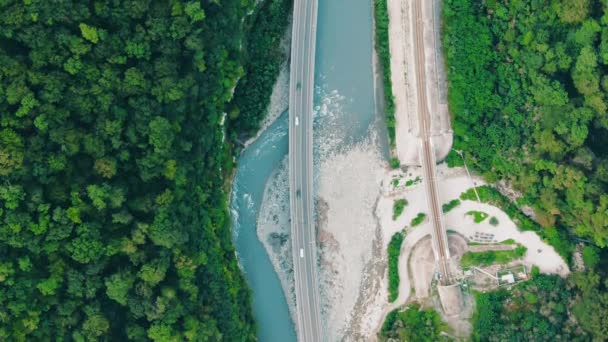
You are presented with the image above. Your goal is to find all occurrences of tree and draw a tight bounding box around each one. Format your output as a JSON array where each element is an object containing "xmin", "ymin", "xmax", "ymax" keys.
[
  {"xmin": 573, "ymin": 46, "xmax": 600, "ymax": 96},
  {"xmin": 105, "ymin": 272, "xmax": 135, "ymax": 306},
  {"xmin": 582, "ymin": 246, "xmax": 600, "ymax": 269},
  {"xmin": 139, "ymin": 258, "xmax": 170, "ymax": 287},
  {"xmin": 148, "ymin": 117, "xmax": 175, "ymax": 155},
  {"xmin": 79, "ymin": 23, "xmax": 99, "ymax": 44},
  {"xmin": 0, "ymin": 0, "xmax": 275, "ymax": 339},
  {"xmin": 558, "ymin": 0, "xmax": 590, "ymax": 24}
]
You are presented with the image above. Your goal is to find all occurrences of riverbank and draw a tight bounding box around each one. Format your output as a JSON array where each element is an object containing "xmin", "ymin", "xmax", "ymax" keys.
[
  {"xmin": 237, "ymin": 28, "xmax": 298, "ymax": 331},
  {"xmin": 228, "ymin": 1, "xmax": 297, "ymax": 339},
  {"xmin": 256, "ymin": 157, "xmax": 297, "ymax": 320},
  {"xmin": 243, "ymin": 28, "xmax": 292, "ymax": 148}
]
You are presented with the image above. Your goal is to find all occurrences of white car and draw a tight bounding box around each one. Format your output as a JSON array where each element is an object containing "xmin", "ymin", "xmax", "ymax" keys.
[
  {"xmin": 295, "ymin": 116, "xmax": 299, "ymax": 126},
  {"xmin": 300, "ymin": 248, "xmax": 304, "ymax": 258}
]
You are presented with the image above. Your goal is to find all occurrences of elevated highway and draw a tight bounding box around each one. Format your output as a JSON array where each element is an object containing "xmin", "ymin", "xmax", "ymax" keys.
[{"xmin": 288, "ymin": 0, "xmax": 322, "ymax": 339}]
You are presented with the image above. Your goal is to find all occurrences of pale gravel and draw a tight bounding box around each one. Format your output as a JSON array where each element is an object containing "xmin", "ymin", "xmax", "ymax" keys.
[{"xmin": 317, "ymin": 138, "xmax": 386, "ymax": 341}]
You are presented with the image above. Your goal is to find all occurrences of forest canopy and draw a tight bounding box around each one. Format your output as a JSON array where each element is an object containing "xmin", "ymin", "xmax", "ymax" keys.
[
  {"xmin": 444, "ymin": 0, "xmax": 608, "ymax": 339},
  {"xmin": 443, "ymin": 0, "xmax": 608, "ymax": 248},
  {"xmin": 0, "ymin": 0, "xmax": 278, "ymax": 340}
]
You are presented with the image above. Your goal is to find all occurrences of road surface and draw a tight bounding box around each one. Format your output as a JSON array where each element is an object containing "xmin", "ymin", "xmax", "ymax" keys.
[
  {"xmin": 411, "ymin": 0, "xmax": 452, "ymax": 284},
  {"xmin": 288, "ymin": 0, "xmax": 322, "ymax": 340}
]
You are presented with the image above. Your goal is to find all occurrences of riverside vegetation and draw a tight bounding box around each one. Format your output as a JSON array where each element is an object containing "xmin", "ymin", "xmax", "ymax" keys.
[
  {"xmin": 387, "ymin": 231, "xmax": 404, "ymax": 302},
  {"xmin": 444, "ymin": 0, "xmax": 608, "ymax": 339},
  {"xmin": 373, "ymin": 0, "xmax": 397, "ymax": 148},
  {"xmin": 0, "ymin": 0, "xmax": 290, "ymax": 340}
]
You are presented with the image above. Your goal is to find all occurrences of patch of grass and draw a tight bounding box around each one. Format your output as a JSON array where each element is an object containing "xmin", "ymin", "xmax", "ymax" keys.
[
  {"xmin": 410, "ymin": 212, "xmax": 426, "ymax": 227},
  {"xmin": 442, "ymin": 199, "xmax": 461, "ymax": 213},
  {"xmin": 468, "ymin": 239, "xmax": 516, "ymax": 246},
  {"xmin": 466, "ymin": 210, "xmax": 489, "ymax": 223},
  {"xmin": 405, "ymin": 176, "xmax": 422, "ymax": 187},
  {"xmin": 392, "ymin": 199, "xmax": 408, "ymax": 220},
  {"xmin": 460, "ymin": 186, "xmax": 574, "ymax": 261},
  {"xmin": 387, "ymin": 232, "xmax": 404, "ymax": 302},
  {"xmin": 489, "ymin": 216, "xmax": 499, "ymax": 226},
  {"xmin": 460, "ymin": 246, "xmax": 527, "ymax": 268}
]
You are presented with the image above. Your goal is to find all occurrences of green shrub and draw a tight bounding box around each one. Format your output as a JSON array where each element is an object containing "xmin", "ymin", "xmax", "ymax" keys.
[
  {"xmin": 405, "ymin": 176, "xmax": 422, "ymax": 187},
  {"xmin": 490, "ymin": 216, "xmax": 499, "ymax": 226},
  {"xmin": 389, "ymin": 157, "xmax": 400, "ymax": 169},
  {"xmin": 442, "ymin": 199, "xmax": 461, "ymax": 213},
  {"xmin": 530, "ymin": 265, "xmax": 540, "ymax": 277},
  {"xmin": 467, "ymin": 210, "xmax": 489, "ymax": 223},
  {"xmin": 387, "ymin": 232, "xmax": 404, "ymax": 302},
  {"xmin": 411, "ymin": 213, "xmax": 426, "ymax": 227},
  {"xmin": 392, "ymin": 199, "xmax": 408, "ymax": 220}
]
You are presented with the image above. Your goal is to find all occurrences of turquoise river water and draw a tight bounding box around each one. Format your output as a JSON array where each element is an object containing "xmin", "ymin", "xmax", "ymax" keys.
[{"xmin": 230, "ymin": 0, "xmax": 383, "ymax": 340}]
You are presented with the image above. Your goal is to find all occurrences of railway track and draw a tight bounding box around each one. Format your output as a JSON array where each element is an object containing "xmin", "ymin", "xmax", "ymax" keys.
[{"xmin": 411, "ymin": 0, "xmax": 451, "ymax": 284}]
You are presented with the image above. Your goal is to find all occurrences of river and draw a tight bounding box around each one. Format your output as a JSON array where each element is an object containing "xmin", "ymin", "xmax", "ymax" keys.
[{"xmin": 230, "ymin": 0, "xmax": 383, "ymax": 340}]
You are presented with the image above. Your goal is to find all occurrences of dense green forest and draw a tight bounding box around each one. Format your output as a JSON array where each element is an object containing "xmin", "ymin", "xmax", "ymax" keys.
[
  {"xmin": 0, "ymin": 0, "xmax": 289, "ymax": 339},
  {"xmin": 472, "ymin": 272, "xmax": 597, "ymax": 341},
  {"xmin": 443, "ymin": 0, "xmax": 608, "ymax": 339},
  {"xmin": 228, "ymin": 0, "xmax": 292, "ymax": 140},
  {"xmin": 444, "ymin": 0, "xmax": 608, "ymax": 247}
]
